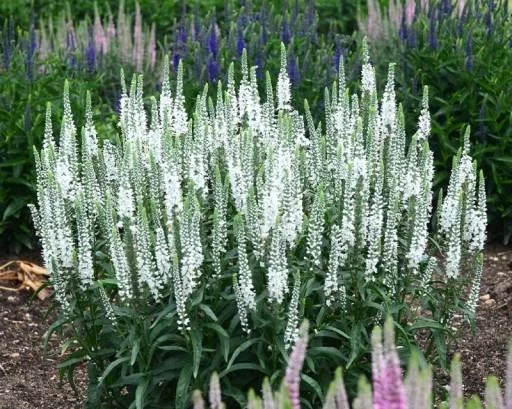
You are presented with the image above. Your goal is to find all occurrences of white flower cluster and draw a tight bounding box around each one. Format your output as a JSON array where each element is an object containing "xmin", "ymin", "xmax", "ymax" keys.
[
  {"xmin": 440, "ymin": 129, "xmax": 487, "ymax": 279},
  {"xmin": 31, "ymin": 45, "xmax": 486, "ymax": 336}
]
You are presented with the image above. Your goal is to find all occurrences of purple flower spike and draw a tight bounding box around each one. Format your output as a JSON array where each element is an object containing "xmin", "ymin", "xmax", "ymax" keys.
[
  {"xmin": 399, "ymin": 11, "xmax": 408, "ymax": 42},
  {"xmin": 485, "ymin": 11, "xmax": 493, "ymax": 35},
  {"xmin": 86, "ymin": 28, "xmax": 97, "ymax": 73},
  {"xmin": 207, "ymin": 23, "xmax": 220, "ymax": 58},
  {"xmin": 255, "ymin": 49, "xmax": 264, "ymax": 78},
  {"xmin": 465, "ymin": 31, "xmax": 473, "ymax": 71},
  {"xmin": 236, "ymin": 29, "xmax": 246, "ymax": 59},
  {"xmin": 25, "ymin": 24, "xmax": 37, "ymax": 80},
  {"xmin": 2, "ymin": 19, "xmax": 14, "ymax": 69},
  {"xmin": 289, "ymin": 52, "xmax": 300, "ymax": 87},
  {"xmin": 177, "ymin": 22, "xmax": 188, "ymax": 45},
  {"xmin": 208, "ymin": 57, "xmax": 219, "ymax": 83},
  {"xmin": 191, "ymin": 12, "xmax": 202, "ymax": 43},
  {"xmin": 285, "ymin": 321, "xmax": 309, "ymax": 409},
  {"xmin": 428, "ymin": 13, "xmax": 437, "ymax": 49},
  {"xmin": 280, "ymin": 13, "xmax": 291, "ymax": 45},
  {"xmin": 407, "ymin": 27, "xmax": 418, "ymax": 48}
]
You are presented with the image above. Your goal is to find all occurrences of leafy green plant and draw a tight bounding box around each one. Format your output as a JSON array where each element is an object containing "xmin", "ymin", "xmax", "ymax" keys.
[{"xmin": 32, "ymin": 48, "xmax": 485, "ymax": 408}]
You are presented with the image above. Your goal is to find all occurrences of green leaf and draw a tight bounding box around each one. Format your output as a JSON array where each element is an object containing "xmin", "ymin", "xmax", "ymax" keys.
[
  {"xmin": 409, "ymin": 318, "xmax": 446, "ymax": 331},
  {"xmin": 199, "ymin": 304, "xmax": 218, "ymax": 321},
  {"xmin": 219, "ymin": 363, "xmax": 267, "ymax": 377},
  {"xmin": 226, "ymin": 338, "xmax": 262, "ymax": 370},
  {"xmin": 130, "ymin": 339, "xmax": 140, "ymax": 366},
  {"xmin": 190, "ymin": 329, "xmax": 202, "ymax": 379},
  {"xmin": 98, "ymin": 357, "xmax": 130, "ymax": 387},
  {"xmin": 301, "ymin": 373, "xmax": 324, "ymax": 402},
  {"xmin": 158, "ymin": 345, "xmax": 188, "ymax": 352},
  {"xmin": 204, "ymin": 322, "xmax": 230, "ymax": 362},
  {"xmin": 135, "ymin": 379, "xmax": 149, "ymax": 409},
  {"xmin": 309, "ymin": 346, "xmax": 346, "ymax": 362},
  {"xmin": 175, "ymin": 363, "xmax": 193, "ymax": 409}
]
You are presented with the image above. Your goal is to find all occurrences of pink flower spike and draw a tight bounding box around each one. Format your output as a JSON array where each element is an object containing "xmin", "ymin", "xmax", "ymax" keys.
[
  {"xmin": 209, "ymin": 372, "xmax": 222, "ymax": 409},
  {"xmin": 382, "ymin": 317, "xmax": 408, "ymax": 409},
  {"xmin": 105, "ymin": 13, "xmax": 115, "ymax": 54},
  {"xmin": 94, "ymin": 5, "xmax": 106, "ymax": 55},
  {"xmin": 371, "ymin": 326, "xmax": 385, "ymax": 409},
  {"xmin": 192, "ymin": 390, "xmax": 205, "ymax": 409},
  {"xmin": 334, "ymin": 368, "xmax": 350, "ymax": 409},
  {"xmin": 132, "ymin": 1, "xmax": 143, "ymax": 72},
  {"xmin": 405, "ymin": 0, "xmax": 415, "ymax": 26},
  {"xmin": 285, "ymin": 320, "xmax": 309, "ymax": 409},
  {"xmin": 450, "ymin": 353, "xmax": 464, "ymax": 409},
  {"xmin": 486, "ymin": 376, "xmax": 505, "ymax": 409},
  {"xmin": 147, "ymin": 23, "xmax": 156, "ymax": 70},
  {"xmin": 457, "ymin": 0, "xmax": 466, "ymax": 17}
]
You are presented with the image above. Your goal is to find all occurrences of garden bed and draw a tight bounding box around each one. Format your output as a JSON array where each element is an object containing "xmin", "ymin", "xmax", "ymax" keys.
[{"xmin": 0, "ymin": 244, "xmax": 510, "ymax": 408}]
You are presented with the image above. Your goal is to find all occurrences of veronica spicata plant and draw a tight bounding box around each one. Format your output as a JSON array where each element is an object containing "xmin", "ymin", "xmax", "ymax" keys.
[{"xmin": 31, "ymin": 44, "xmax": 486, "ymax": 408}]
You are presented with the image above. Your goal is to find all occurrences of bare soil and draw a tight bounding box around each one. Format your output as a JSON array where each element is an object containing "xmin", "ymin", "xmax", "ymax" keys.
[
  {"xmin": 0, "ymin": 252, "xmax": 85, "ymax": 409},
  {"xmin": 0, "ymin": 245, "xmax": 510, "ymax": 408},
  {"xmin": 449, "ymin": 244, "xmax": 512, "ymax": 397}
]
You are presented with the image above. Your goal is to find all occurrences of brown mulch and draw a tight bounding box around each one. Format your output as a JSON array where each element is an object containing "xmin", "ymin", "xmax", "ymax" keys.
[
  {"xmin": 0, "ymin": 252, "xmax": 85, "ymax": 409},
  {"xmin": 0, "ymin": 245, "xmax": 510, "ymax": 408}
]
